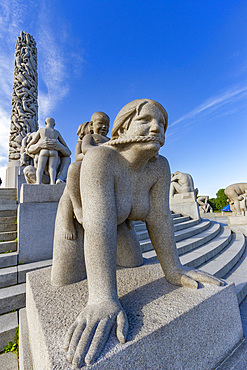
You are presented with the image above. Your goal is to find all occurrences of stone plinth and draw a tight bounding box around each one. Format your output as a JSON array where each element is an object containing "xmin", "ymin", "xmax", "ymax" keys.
[
  {"xmin": 18, "ymin": 183, "xmax": 65, "ymax": 263},
  {"xmin": 22, "ymin": 261, "xmax": 243, "ymax": 369},
  {"xmin": 228, "ymin": 215, "xmax": 247, "ymax": 236},
  {"xmin": 170, "ymin": 191, "xmax": 200, "ymax": 220}
]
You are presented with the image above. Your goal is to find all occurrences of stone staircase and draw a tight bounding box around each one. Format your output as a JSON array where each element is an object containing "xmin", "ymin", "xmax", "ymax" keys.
[{"xmin": 0, "ymin": 202, "xmax": 246, "ymax": 352}]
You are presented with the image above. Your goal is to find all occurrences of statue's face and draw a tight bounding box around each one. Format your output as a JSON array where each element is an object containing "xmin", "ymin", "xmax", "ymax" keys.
[
  {"xmin": 92, "ymin": 119, "xmax": 109, "ymax": 136},
  {"xmin": 126, "ymin": 103, "xmax": 165, "ymax": 144}
]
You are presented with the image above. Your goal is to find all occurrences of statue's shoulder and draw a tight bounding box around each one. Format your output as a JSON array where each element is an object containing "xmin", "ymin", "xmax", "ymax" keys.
[
  {"xmin": 84, "ymin": 144, "xmax": 117, "ymax": 163},
  {"xmin": 155, "ymin": 154, "xmax": 170, "ymax": 170}
]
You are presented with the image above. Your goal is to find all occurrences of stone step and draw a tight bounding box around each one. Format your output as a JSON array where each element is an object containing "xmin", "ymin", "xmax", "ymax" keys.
[
  {"xmin": 172, "ymin": 213, "xmax": 181, "ymax": 218},
  {"xmin": 0, "ymin": 283, "xmax": 26, "ymax": 314},
  {"xmin": 200, "ymin": 233, "xmax": 246, "ymax": 279},
  {"xmin": 140, "ymin": 220, "xmax": 211, "ymax": 253},
  {"xmin": 179, "ymin": 227, "xmax": 232, "ymax": 268},
  {"xmin": 225, "ymin": 245, "xmax": 247, "ymax": 304},
  {"xmin": 0, "ymin": 311, "xmax": 18, "ymax": 352},
  {"xmin": 174, "ymin": 219, "xmax": 200, "ymax": 232},
  {"xmin": 174, "ymin": 220, "xmax": 211, "ymax": 243},
  {"xmin": 0, "ymin": 230, "xmax": 17, "ymax": 242},
  {"xmin": 0, "ymin": 223, "xmax": 17, "ymax": 232},
  {"xmin": 176, "ymin": 221, "xmax": 221, "ymax": 256},
  {"xmin": 0, "ymin": 216, "xmax": 17, "ymax": 225},
  {"xmin": 0, "ymin": 259, "xmax": 53, "ymax": 288},
  {"xmin": 18, "ymin": 259, "xmax": 52, "ymax": 284},
  {"xmin": 134, "ymin": 215, "xmax": 190, "ymax": 233},
  {"xmin": 173, "ymin": 216, "xmax": 191, "ymax": 224},
  {"xmin": 0, "ymin": 240, "xmax": 17, "ymax": 253},
  {"xmin": 0, "ymin": 266, "xmax": 17, "ymax": 288},
  {"xmin": 0, "ymin": 204, "xmax": 18, "ymax": 212},
  {"xmin": 0, "ymin": 252, "xmax": 18, "ymax": 268},
  {"xmin": 137, "ymin": 219, "xmax": 201, "ymax": 242},
  {"xmin": 0, "ymin": 199, "xmax": 17, "ymax": 205},
  {"xmin": 0, "ymin": 210, "xmax": 17, "ymax": 218}
]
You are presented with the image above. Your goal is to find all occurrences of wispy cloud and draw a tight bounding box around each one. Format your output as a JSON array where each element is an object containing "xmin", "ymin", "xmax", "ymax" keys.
[
  {"xmin": 0, "ymin": 1, "xmax": 84, "ymax": 184},
  {"xmin": 170, "ymin": 84, "xmax": 247, "ymax": 128}
]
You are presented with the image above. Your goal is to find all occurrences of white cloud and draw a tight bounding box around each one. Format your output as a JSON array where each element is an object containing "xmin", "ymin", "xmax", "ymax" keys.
[
  {"xmin": 170, "ymin": 84, "xmax": 247, "ymax": 128},
  {"xmin": 0, "ymin": 0, "xmax": 84, "ymax": 179}
]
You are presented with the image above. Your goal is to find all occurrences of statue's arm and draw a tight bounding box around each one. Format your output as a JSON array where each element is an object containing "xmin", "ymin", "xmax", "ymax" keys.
[
  {"xmin": 146, "ymin": 157, "xmax": 224, "ymax": 289},
  {"xmin": 26, "ymin": 131, "xmax": 40, "ymax": 149},
  {"xmin": 81, "ymin": 134, "xmax": 95, "ymax": 155},
  {"xmin": 64, "ymin": 147, "xmax": 128, "ymax": 366},
  {"xmin": 75, "ymin": 141, "xmax": 84, "ymax": 162}
]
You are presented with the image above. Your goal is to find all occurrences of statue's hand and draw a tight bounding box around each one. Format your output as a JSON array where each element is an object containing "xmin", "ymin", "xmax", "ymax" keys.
[
  {"xmin": 165, "ymin": 266, "xmax": 225, "ymax": 289},
  {"xmin": 64, "ymin": 300, "xmax": 128, "ymax": 367}
]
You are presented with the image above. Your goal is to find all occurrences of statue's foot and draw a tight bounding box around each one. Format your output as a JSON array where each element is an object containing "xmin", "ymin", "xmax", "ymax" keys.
[
  {"xmin": 56, "ymin": 178, "xmax": 64, "ymax": 184},
  {"xmin": 64, "ymin": 221, "xmax": 77, "ymax": 240}
]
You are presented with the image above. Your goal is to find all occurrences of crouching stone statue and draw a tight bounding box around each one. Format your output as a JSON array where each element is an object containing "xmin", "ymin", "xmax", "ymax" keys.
[{"xmin": 51, "ymin": 99, "xmax": 224, "ymax": 367}]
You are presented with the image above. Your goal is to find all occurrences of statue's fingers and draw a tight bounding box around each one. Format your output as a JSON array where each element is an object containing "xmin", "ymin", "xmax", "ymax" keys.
[
  {"xmin": 116, "ymin": 310, "xmax": 128, "ymax": 344},
  {"xmin": 188, "ymin": 270, "xmax": 225, "ymax": 286},
  {"xmin": 181, "ymin": 274, "xmax": 198, "ymax": 289},
  {"xmin": 84, "ymin": 318, "xmax": 112, "ymax": 366},
  {"xmin": 63, "ymin": 321, "xmax": 77, "ymax": 351},
  {"xmin": 66, "ymin": 321, "xmax": 86, "ymax": 363},
  {"xmin": 72, "ymin": 324, "xmax": 97, "ymax": 367}
]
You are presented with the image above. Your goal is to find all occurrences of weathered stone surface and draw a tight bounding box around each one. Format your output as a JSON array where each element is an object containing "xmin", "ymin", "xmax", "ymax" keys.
[
  {"xmin": 20, "ymin": 183, "xmax": 65, "ymax": 203},
  {"xmin": 225, "ymin": 183, "xmax": 247, "ymax": 216},
  {"xmin": 51, "ymin": 99, "xmax": 223, "ymax": 366},
  {"xmin": 228, "ymin": 215, "xmax": 247, "ymax": 236},
  {"xmin": 26, "ymin": 264, "xmax": 243, "ymax": 369}
]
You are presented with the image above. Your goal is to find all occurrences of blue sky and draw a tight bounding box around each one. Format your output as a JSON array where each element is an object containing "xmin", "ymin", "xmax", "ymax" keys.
[{"xmin": 0, "ymin": 0, "xmax": 246, "ymax": 197}]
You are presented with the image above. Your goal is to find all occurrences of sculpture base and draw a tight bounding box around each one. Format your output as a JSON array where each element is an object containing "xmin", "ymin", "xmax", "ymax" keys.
[
  {"xmin": 228, "ymin": 215, "xmax": 247, "ymax": 236},
  {"xmin": 22, "ymin": 261, "xmax": 243, "ymax": 369},
  {"xmin": 170, "ymin": 192, "xmax": 200, "ymax": 219},
  {"xmin": 18, "ymin": 183, "xmax": 65, "ymax": 263}
]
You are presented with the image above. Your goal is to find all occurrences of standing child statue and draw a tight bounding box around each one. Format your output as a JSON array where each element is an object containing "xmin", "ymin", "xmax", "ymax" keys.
[
  {"xmin": 64, "ymin": 111, "xmax": 110, "ymax": 239},
  {"xmin": 26, "ymin": 117, "xmax": 70, "ymax": 184}
]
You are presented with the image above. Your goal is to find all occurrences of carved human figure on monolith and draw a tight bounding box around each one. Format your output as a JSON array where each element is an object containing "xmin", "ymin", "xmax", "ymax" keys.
[
  {"xmin": 170, "ymin": 171, "xmax": 195, "ymax": 197},
  {"xmin": 9, "ymin": 31, "xmax": 38, "ymax": 161},
  {"xmin": 225, "ymin": 183, "xmax": 247, "ymax": 216},
  {"xmin": 51, "ymin": 99, "xmax": 223, "ymax": 367}
]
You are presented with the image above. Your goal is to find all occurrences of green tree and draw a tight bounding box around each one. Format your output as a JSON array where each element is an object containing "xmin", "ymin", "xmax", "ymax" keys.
[{"xmin": 209, "ymin": 189, "xmax": 228, "ymax": 212}]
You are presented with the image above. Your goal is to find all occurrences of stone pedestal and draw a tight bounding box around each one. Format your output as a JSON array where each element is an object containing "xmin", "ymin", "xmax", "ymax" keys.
[
  {"xmin": 5, "ymin": 160, "xmax": 21, "ymax": 188},
  {"xmin": 228, "ymin": 215, "xmax": 247, "ymax": 236},
  {"xmin": 170, "ymin": 191, "xmax": 200, "ymax": 220},
  {"xmin": 21, "ymin": 260, "xmax": 243, "ymax": 369},
  {"xmin": 18, "ymin": 183, "xmax": 65, "ymax": 263}
]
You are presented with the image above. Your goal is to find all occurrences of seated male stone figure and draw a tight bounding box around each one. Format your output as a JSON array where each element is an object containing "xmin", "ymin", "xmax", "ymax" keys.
[
  {"xmin": 225, "ymin": 183, "xmax": 247, "ymax": 216},
  {"xmin": 170, "ymin": 171, "xmax": 195, "ymax": 197},
  {"xmin": 51, "ymin": 99, "xmax": 224, "ymax": 367},
  {"xmin": 24, "ymin": 118, "xmax": 71, "ymax": 184}
]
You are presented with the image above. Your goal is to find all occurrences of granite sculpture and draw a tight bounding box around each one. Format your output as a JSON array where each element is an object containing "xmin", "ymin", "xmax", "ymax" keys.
[
  {"xmin": 9, "ymin": 31, "xmax": 38, "ymax": 161},
  {"xmin": 225, "ymin": 183, "xmax": 247, "ymax": 216},
  {"xmin": 170, "ymin": 171, "xmax": 195, "ymax": 197},
  {"xmin": 169, "ymin": 171, "xmax": 200, "ymax": 219},
  {"xmin": 197, "ymin": 195, "xmax": 213, "ymax": 213},
  {"xmin": 23, "ymin": 118, "xmax": 71, "ymax": 184},
  {"xmin": 51, "ymin": 99, "xmax": 223, "ymax": 367},
  {"xmin": 64, "ymin": 112, "xmax": 110, "ymax": 239}
]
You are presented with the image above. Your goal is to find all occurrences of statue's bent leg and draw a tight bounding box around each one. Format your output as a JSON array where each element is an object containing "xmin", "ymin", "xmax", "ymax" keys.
[
  {"xmin": 116, "ymin": 220, "xmax": 143, "ymax": 267},
  {"xmin": 51, "ymin": 188, "xmax": 86, "ymax": 286},
  {"xmin": 66, "ymin": 162, "xmax": 83, "ymax": 224},
  {"xmin": 56, "ymin": 156, "xmax": 71, "ymax": 183}
]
